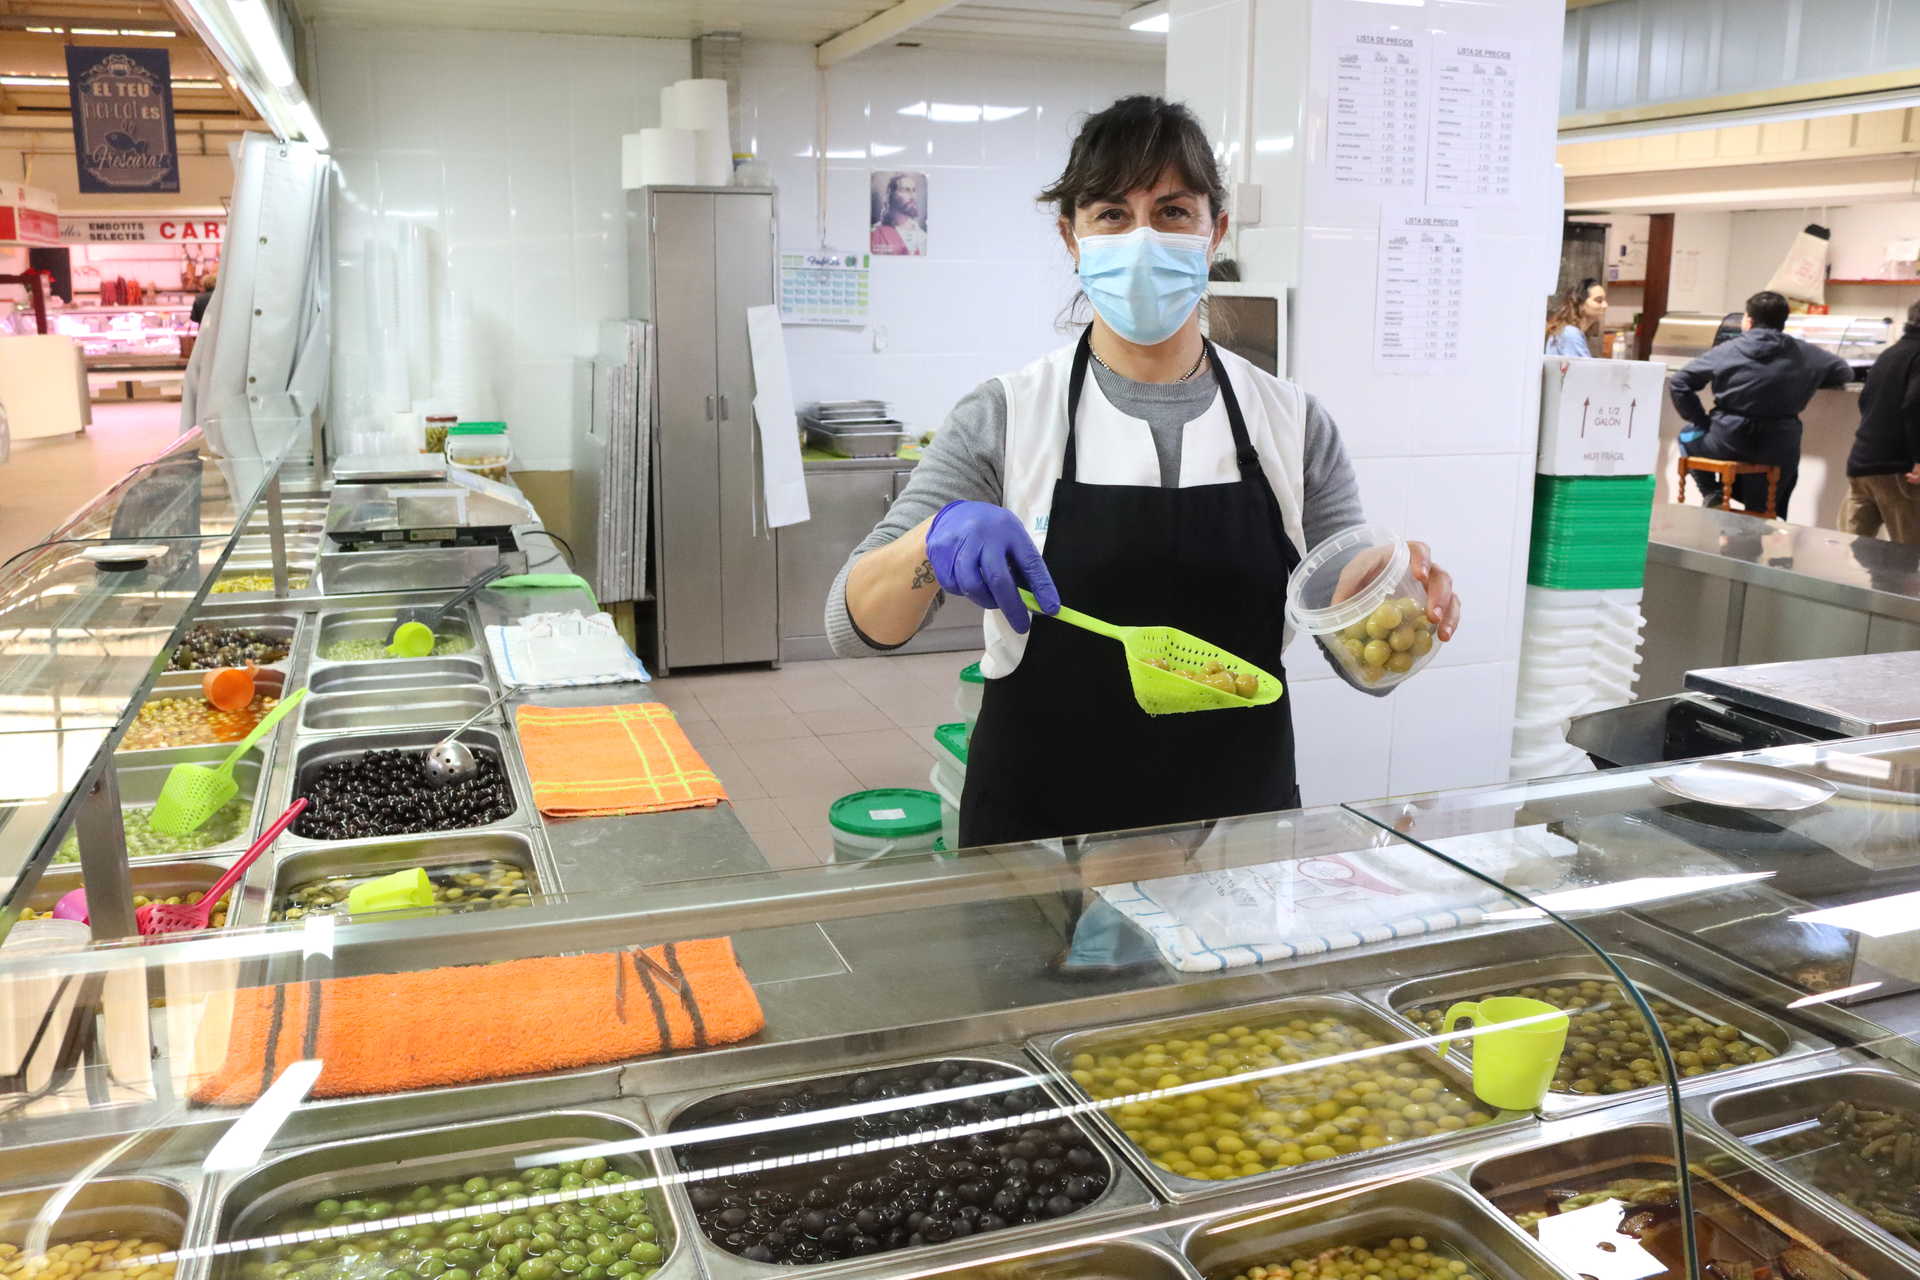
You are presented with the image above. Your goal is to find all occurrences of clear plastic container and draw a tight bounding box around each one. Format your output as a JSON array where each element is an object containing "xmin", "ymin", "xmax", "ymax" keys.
[
  {"xmin": 954, "ymin": 661, "xmax": 984, "ymax": 733},
  {"xmin": 1285, "ymin": 523, "xmax": 1442, "ymax": 693},
  {"xmin": 447, "ymin": 422, "xmax": 512, "ymax": 481}
]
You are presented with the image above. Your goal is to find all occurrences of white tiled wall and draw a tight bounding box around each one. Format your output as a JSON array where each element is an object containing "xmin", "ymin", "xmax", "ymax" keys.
[
  {"xmin": 313, "ymin": 25, "xmax": 691, "ymax": 467},
  {"xmin": 737, "ymin": 42, "xmax": 1161, "ymax": 432},
  {"xmin": 1174, "ymin": 0, "xmax": 1567, "ymax": 805}
]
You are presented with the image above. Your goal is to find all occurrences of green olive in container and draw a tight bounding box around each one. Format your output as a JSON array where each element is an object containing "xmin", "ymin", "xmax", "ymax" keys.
[{"xmin": 1285, "ymin": 523, "xmax": 1442, "ymax": 693}]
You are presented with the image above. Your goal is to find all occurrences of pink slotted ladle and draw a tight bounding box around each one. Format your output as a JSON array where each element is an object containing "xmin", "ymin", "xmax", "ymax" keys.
[{"xmin": 136, "ymin": 798, "xmax": 307, "ymax": 936}]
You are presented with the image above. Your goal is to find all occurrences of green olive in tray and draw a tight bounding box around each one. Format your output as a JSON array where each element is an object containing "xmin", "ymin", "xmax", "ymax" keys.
[{"xmin": 273, "ymin": 860, "xmax": 531, "ymax": 920}]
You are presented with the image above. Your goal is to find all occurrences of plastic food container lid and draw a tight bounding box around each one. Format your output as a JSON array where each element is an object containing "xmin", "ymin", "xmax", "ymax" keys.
[
  {"xmin": 1284, "ymin": 523, "xmax": 1412, "ymax": 636},
  {"xmin": 933, "ymin": 722, "xmax": 969, "ymax": 765},
  {"xmin": 958, "ymin": 662, "xmax": 984, "ymax": 685},
  {"xmin": 829, "ymin": 788, "xmax": 942, "ymax": 838},
  {"xmin": 451, "ymin": 422, "xmax": 508, "ymax": 435},
  {"xmin": 2, "ymin": 917, "xmax": 90, "ymax": 953}
]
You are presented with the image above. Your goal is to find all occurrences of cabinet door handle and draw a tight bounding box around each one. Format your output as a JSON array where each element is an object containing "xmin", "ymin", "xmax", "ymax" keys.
[
  {"xmin": 704, "ymin": 394, "xmax": 715, "ymax": 421},
  {"xmin": 717, "ymin": 394, "xmax": 730, "ymax": 421}
]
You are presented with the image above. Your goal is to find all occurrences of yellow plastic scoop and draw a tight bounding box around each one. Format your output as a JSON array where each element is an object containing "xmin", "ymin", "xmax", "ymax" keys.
[
  {"xmin": 1018, "ymin": 590, "xmax": 1283, "ymax": 715},
  {"xmin": 148, "ymin": 689, "xmax": 307, "ymax": 836},
  {"xmin": 345, "ymin": 867, "xmax": 435, "ymax": 915},
  {"xmin": 386, "ymin": 620, "xmax": 436, "ymax": 658}
]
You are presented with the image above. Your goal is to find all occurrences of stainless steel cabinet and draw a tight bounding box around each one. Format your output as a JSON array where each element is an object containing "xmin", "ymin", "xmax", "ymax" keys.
[
  {"xmin": 775, "ymin": 463, "xmax": 986, "ymax": 662},
  {"xmin": 628, "ymin": 187, "xmax": 777, "ymax": 671}
]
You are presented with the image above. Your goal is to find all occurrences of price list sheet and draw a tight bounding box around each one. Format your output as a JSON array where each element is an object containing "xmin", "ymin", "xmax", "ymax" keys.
[
  {"xmin": 1375, "ymin": 206, "xmax": 1472, "ymax": 373},
  {"xmin": 1428, "ymin": 40, "xmax": 1520, "ymax": 205},
  {"xmin": 1327, "ymin": 24, "xmax": 1428, "ymax": 195}
]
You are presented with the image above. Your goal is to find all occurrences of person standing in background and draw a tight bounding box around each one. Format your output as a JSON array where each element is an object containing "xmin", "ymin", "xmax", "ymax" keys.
[
  {"xmin": 190, "ymin": 268, "xmax": 218, "ymax": 326},
  {"xmin": 1544, "ymin": 278, "xmax": 1606, "ymax": 357},
  {"xmin": 1843, "ymin": 299, "xmax": 1920, "ymax": 543},
  {"xmin": 1667, "ymin": 290, "xmax": 1852, "ymax": 512}
]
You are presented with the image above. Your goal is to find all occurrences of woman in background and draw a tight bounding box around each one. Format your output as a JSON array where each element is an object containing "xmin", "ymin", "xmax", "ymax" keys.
[{"xmin": 1545, "ymin": 278, "xmax": 1607, "ymax": 357}]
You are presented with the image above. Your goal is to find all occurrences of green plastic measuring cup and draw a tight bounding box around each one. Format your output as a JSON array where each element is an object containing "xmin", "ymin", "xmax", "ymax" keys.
[
  {"xmin": 1434, "ymin": 995, "xmax": 1570, "ymax": 1111},
  {"xmin": 1017, "ymin": 590, "xmax": 1283, "ymax": 715}
]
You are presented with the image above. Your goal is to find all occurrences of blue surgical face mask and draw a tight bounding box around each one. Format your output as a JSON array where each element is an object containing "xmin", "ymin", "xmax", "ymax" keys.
[{"xmin": 1075, "ymin": 226, "xmax": 1212, "ymax": 346}]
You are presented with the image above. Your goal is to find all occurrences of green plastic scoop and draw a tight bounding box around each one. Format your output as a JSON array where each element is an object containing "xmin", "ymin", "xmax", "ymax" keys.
[
  {"xmin": 346, "ymin": 867, "xmax": 435, "ymax": 915},
  {"xmin": 148, "ymin": 688, "xmax": 307, "ymax": 836},
  {"xmin": 386, "ymin": 620, "xmax": 436, "ymax": 658},
  {"xmin": 1018, "ymin": 590, "xmax": 1283, "ymax": 715}
]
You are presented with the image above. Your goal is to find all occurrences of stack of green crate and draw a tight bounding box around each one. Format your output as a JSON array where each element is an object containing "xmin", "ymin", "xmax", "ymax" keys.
[{"xmin": 1527, "ymin": 474, "xmax": 1655, "ymax": 590}]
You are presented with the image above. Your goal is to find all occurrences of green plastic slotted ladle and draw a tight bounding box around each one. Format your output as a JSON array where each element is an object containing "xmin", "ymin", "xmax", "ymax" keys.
[
  {"xmin": 148, "ymin": 688, "xmax": 307, "ymax": 836},
  {"xmin": 1017, "ymin": 590, "xmax": 1283, "ymax": 715}
]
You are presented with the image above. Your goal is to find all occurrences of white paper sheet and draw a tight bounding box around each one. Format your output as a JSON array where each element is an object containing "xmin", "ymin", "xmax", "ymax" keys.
[
  {"xmin": 1426, "ymin": 38, "xmax": 1520, "ymax": 206},
  {"xmin": 745, "ymin": 304, "xmax": 810, "ymax": 528},
  {"xmin": 1375, "ymin": 204, "xmax": 1472, "ymax": 373},
  {"xmin": 1324, "ymin": 21, "xmax": 1429, "ymax": 197}
]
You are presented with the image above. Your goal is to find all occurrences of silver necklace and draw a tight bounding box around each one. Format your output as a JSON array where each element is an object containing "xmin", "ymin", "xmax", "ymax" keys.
[{"xmin": 1092, "ymin": 345, "xmax": 1208, "ymax": 383}]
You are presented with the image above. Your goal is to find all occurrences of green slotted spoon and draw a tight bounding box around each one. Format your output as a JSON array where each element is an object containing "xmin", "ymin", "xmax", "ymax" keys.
[
  {"xmin": 1017, "ymin": 590, "xmax": 1283, "ymax": 715},
  {"xmin": 147, "ymin": 688, "xmax": 307, "ymax": 836}
]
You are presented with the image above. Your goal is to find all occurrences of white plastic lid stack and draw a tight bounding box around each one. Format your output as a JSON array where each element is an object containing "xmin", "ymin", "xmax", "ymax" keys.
[{"xmin": 1509, "ymin": 585, "xmax": 1648, "ymax": 780}]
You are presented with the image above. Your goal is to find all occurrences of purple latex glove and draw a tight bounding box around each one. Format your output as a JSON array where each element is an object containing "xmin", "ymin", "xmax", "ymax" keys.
[{"xmin": 926, "ymin": 500, "xmax": 1061, "ymax": 633}]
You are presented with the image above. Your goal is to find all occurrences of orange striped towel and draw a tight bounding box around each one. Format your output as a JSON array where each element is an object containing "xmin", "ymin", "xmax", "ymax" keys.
[
  {"xmin": 514, "ymin": 703, "xmax": 726, "ymax": 816},
  {"xmin": 191, "ymin": 938, "xmax": 763, "ymax": 1105}
]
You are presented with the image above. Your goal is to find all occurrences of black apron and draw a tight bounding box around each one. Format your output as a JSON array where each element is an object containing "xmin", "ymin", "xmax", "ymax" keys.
[{"xmin": 959, "ymin": 329, "xmax": 1302, "ymax": 849}]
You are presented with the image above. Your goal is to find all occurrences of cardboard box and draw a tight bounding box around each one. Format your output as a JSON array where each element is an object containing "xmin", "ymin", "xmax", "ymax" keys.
[{"xmin": 1538, "ymin": 355, "xmax": 1666, "ymax": 476}]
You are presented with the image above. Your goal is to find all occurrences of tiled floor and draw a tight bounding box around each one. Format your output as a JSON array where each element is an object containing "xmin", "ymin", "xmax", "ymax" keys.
[
  {"xmin": 644, "ymin": 653, "xmax": 970, "ymax": 868},
  {"xmin": 0, "ymin": 402, "xmax": 185, "ymax": 564}
]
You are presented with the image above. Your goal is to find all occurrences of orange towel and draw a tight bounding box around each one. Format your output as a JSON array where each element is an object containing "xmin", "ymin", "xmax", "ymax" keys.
[
  {"xmin": 514, "ymin": 703, "xmax": 727, "ymax": 817},
  {"xmin": 191, "ymin": 938, "xmax": 762, "ymax": 1105}
]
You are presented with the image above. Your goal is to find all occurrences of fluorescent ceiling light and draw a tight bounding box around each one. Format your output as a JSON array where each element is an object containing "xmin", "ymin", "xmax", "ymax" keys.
[
  {"xmin": 0, "ymin": 74, "xmax": 219, "ymax": 88},
  {"xmin": 229, "ymin": 0, "xmax": 297, "ymax": 89},
  {"xmin": 289, "ymin": 97, "xmax": 327, "ymax": 150},
  {"xmin": 1127, "ymin": 2, "xmax": 1170, "ymax": 33},
  {"xmin": 982, "ymin": 105, "xmax": 1027, "ymax": 122},
  {"xmin": 899, "ymin": 101, "xmax": 1019, "ymax": 124},
  {"xmin": 1562, "ymin": 85, "xmax": 1920, "ymax": 144},
  {"xmin": 870, "ymin": 143, "xmax": 904, "ymax": 157}
]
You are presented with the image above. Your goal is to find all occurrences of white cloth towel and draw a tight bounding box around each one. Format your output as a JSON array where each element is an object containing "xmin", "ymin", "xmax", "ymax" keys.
[
  {"xmin": 483, "ymin": 611, "xmax": 649, "ymax": 689},
  {"xmin": 1096, "ymin": 826, "xmax": 1574, "ymax": 973}
]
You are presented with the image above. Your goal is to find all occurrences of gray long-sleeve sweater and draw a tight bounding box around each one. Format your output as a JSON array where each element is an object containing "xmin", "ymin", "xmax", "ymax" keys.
[{"xmin": 825, "ymin": 362, "xmax": 1365, "ymax": 657}]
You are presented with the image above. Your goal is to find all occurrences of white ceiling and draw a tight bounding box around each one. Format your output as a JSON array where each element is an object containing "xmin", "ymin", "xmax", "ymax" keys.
[{"xmin": 291, "ymin": 0, "xmax": 1165, "ymax": 61}]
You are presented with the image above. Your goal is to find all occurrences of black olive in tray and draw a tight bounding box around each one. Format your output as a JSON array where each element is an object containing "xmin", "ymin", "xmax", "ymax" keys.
[
  {"xmin": 293, "ymin": 746, "xmax": 515, "ymax": 840},
  {"xmin": 168, "ymin": 625, "xmax": 290, "ymax": 670},
  {"xmin": 671, "ymin": 1059, "xmax": 1117, "ymax": 1267}
]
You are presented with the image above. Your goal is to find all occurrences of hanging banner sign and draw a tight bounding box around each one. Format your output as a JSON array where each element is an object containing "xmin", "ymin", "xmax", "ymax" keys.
[
  {"xmin": 64, "ymin": 46, "xmax": 180, "ymax": 194},
  {"xmin": 58, "ymin": 216, "xmax": 223, "ymax": 244}
]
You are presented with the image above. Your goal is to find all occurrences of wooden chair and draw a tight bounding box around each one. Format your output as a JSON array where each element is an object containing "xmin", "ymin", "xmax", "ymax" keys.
[{"xmin": 1678, "ymin": 456, "xmax": 1781, "ymax": 519}]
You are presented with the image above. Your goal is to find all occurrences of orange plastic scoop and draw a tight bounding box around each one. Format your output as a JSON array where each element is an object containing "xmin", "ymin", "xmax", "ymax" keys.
[{"xmin": 202, "ymin": 663, "xmax": 257, "ymax": 712}]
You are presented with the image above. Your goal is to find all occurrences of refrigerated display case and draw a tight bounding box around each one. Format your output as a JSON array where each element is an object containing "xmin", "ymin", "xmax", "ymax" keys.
[{"xmin": 12, "ymin": 418, "xmax": 1920, "ymax": 1280}]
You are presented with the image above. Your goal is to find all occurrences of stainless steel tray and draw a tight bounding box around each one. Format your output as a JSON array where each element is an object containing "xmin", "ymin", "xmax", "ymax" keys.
[
  {"xmin": 278, "ymin": 726, "xmax": 533, "ymax": 847},
  {"xmin": 310, "ymin": 605, "xmax": 481, "ymax": 667},
  {"xmin": 25, "ymin": 856, "xmax": 236, "ymax": 927},
  {"xmin": 804, "ymin": 423, "xmax": 903, "ymax": 459},
  {"xmin": 1469, "ymin": 1120, "xmax": 1911, "ymax": 1280},
  {"xmin": 1706, "ymin": 1065, "xmax": 1920, "ymax": 1267},
  {"xmin": 1377, "ymin": 953, "xmax": 1815, "ymax": 1116},
  {"xmin": 83, "ymin": 743, "xmax": 271, "ymax": 859},
  {"xmin": 316, "ymin": 546, "xmax": 504, "ymax": 597},
  {"xmin": 0, "ymin": 1174, "xmax": 193, "ymax": 1248},
  {"xmin": 1029, "ymin": 994, "xmax": 1532, "ymax": 1204},
  {"xmin": 116, "ymin": 668, "xmax": 292, "ymax": 755},
  {"xmin": 909, "ymin": 1238, "xmax": 1198, "ymax": 1280},
  {"xmin": 646, "ymin": 1046, "xmax": 1155, "ymax": 1280},
  {"xmin": 1180, "ymin": 1176, "xmax": 1560, "ymax": 1280},
  {"xmin": 301, "ymin": 684, "xmax": 499, "ymax": 734},
  {"xmin": 166, "ymin": 611, "xmax": 302, "ymax": 674},
  {"xmin": 307, "ymin": 656, "xmax": 489, "ymax": 698},
  {"xmin": 242, "ymin": 829, "xmax": 548, "ymax": 930},
  {"xmin": 200, "ymin": 1107, "xmax": 693, "ymax": 1280}
]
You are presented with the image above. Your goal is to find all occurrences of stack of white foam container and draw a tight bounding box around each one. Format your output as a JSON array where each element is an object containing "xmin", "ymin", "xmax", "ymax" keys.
[{"xmin": 1512, "ymin": 356, "xmax": 1667, "ymax": 779}]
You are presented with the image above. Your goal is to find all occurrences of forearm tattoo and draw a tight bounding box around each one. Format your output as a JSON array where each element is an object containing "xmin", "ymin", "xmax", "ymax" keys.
[{"xmin": 911, "ymin": 559, "xmax": 937, "ymax": 590}]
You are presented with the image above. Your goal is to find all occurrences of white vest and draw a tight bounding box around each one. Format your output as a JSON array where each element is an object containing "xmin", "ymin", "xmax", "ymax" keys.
[{"xmin": 982, "ymin": 341, "xmax": 1309, "ymax": 677}]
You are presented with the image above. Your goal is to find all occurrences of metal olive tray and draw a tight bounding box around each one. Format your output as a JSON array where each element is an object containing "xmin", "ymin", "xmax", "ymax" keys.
[
  {"xmin": 232, "ymin": 828, "xmax": 553, "ymax": 932},
  {"xmin": 1704, "ymin": 1065, "xmax": 1920, "ymax": 1268},
  {"xmin": 307, "ymin": 604, "xmax": 484, "ymax": 672},
  {"xmin": 115, "ymin": 668, "xmax": 293, "ymax": 756},
  {"xmin": 905, "ymin": 1236, "xmax": 1200, "ymax": 1280},
  {"xmin": 1373, "ymin": 952, "xmax": 1822, "ymax": 1117},
  {"xmin": 1027, "ymin": 994, "xmax": 1533, "ymax": 1205},
  {"xmin": 301, "ymin": 683, "xmax": 501, "ymax": 735},
  {"xmin": 644, "ymin": 1045, "xmax": 1156, "ymax": 1280},
  {"xmin": 166, "ymin": 609, "xmax": 303, "ymax": 676},
  {"xmin": 24, "ymin": 854, "xmax": 237, "ymax": 929},
  {"xmin": 1179, "ymin": 1174, "xmax": 1562, "ymax": 1280},
  {"xmin": 0, "ymin": 1173, "xmax": 194, "ymax": 1250},
  {"xmin": 194, "ymin": 1106, "xmax": 696, "ymax": 1280},
  {"xmin": 273, "ymin": 724, "xmax": 538, "ymax": 849},
  {"xmin": 1468, "ymin": 1119, "xmax": 1916, "ymax": 1280},
  {"xmin": 86, "ymin": 742, "xmax": 275, "ymax": 860},
  {"xmin": 306, "ymin": 656, "xmax": 491, "ymax": 699}
]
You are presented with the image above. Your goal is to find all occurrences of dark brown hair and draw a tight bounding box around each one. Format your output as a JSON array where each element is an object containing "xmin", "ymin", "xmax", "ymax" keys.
[
  {"xmin": 1546, "ymin": 277, "xmax": 1603, "ymax": 340},
  {"xmin": 1746, "ymin": 290, "xmax": 1790, "ymax": 330},
  {"xmin": 1040, "ymin": 95, "xmax": 1227, "ymax": 223}
]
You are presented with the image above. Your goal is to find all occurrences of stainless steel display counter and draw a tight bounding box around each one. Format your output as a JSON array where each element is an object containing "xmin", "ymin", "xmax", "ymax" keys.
[{"xmin": 1641, "ymin": 502, "xmax": 1920, "ymax": 695}]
